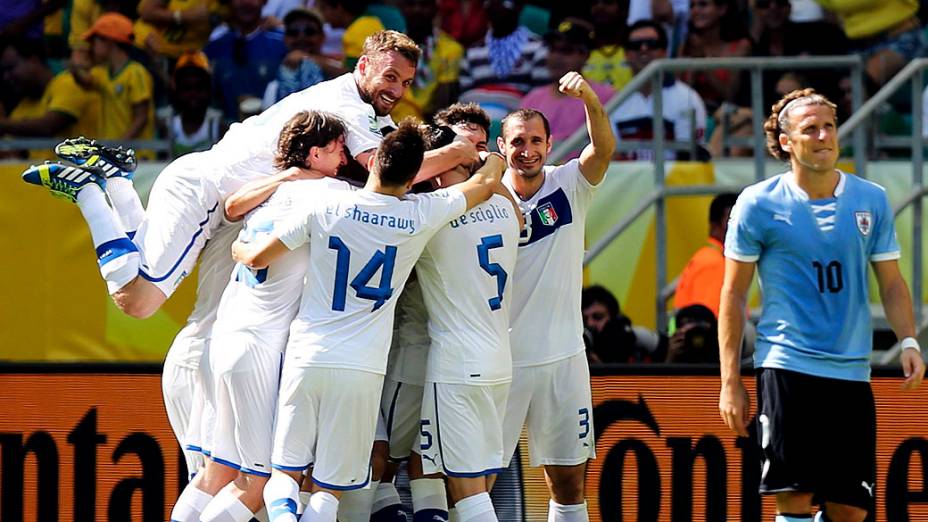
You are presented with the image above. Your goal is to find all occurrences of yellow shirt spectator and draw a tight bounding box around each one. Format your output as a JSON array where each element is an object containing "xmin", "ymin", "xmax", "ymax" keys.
[
  {"xmin": 343, "ymin": 15, "xmax": 384, "ymax": 68},
  {"xmin": 133, "ymin": 0, "xmax": 223, "ymax": 58},
  {"xmin": 814, "ymin": 0, "xmax": 917, "ymax": 39},
  {"xmin": 583, "ymin": 44, "xmax": 633, "ymax": 92},
  {"xmin": 69, "ymin": 0, "xmax": 103, "ymax": 52},
  {"xmin": 90, "ymin": 60, "xmax": 155, "ymax": 139},
  {"xmin": 391, "ymin": 31, "xmax": 463, "ymax": 122}
]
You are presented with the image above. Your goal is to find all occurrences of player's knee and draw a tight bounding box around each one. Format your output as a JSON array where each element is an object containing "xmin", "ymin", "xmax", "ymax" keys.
[
  {"xmin": 112, "ymin": 279, "xmax": 165, "ymax": 319},
  {"xmin": 547, "ymin": 467, "xmax": 585, "ymax": 504},
  {"xmin": 823, "ymin": 503, "xmax": 868, "ymax": 522},
  {"xmin": 371, "ymin": 441, "xmax": 389, "ymax": 480}
]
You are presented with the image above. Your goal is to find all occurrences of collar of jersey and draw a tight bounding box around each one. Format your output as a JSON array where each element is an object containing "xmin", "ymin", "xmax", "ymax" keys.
[{"xmin": 784, "ymin": 169, "xmax": 845, "ymax": 201}]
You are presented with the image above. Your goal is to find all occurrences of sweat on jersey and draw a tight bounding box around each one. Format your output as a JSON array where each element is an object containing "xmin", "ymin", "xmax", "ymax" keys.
[
  {"xmin": 503, "ymin": 159, "xmax": 601, "ymax": 368},
  {"xmin": 417, "ymin": 193, "xmax": 521, "ymax": 385},
  {"xmin": 275, "ymin": 186, "xmax": 467, "ymax": 375},
  {"xmin": 725, "ymin": 171, "xmax": 900, "ymax": 382},
  {"xmin": 212, "ymin": 177, "xmax": 350, "ymax": 349}
]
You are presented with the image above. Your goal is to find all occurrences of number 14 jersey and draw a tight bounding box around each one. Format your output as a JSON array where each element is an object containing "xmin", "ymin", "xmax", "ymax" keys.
[
  {"xmin": 725, "ymin": 171, "xmax": 900, "ymax": 382},
  {"xmin": 277, "ymin": 187, "xmax": 467, "ymax": 375}
]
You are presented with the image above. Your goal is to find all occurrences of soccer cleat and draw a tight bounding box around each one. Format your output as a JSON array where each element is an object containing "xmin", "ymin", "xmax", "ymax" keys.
[
  {"xmin": 55, "ymin": 136, "xmax": 137, "ymax": 179},
  {"xmin": 21, "ymin": 162, "xmax": 105, "ymax": 203}
]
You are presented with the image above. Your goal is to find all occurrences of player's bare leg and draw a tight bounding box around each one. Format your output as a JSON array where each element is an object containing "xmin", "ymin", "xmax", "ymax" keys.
[
  {"xmin": 200, "ymin": 472, "xmax": 269, "ymax": 522},
  {"xmin": 448, "ymin": 476, "xmax": 496, "ymax": 522},
  {"xmin": 544, "ymin": 463, "xmax": 588, "ymax": 522},
  {"xmin": 821, "ymin": 501, "xmax": 867, "ymax": 522}
]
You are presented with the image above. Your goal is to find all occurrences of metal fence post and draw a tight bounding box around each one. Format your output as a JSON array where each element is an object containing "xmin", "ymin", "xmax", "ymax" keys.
[
  {"xmin": 653, "ymin": 72, "xmax": 668, "ymax": 333},
  {"xmin": 851, "ymin": 63, "xmax": 866, "ymax": 178},
  {"xmin": 912, "ymin": 71, "xmax": 924, "ymax": 327},
  {"xmin": 751, "ymin": 67, "xmax": 766, "ymax": 181}
]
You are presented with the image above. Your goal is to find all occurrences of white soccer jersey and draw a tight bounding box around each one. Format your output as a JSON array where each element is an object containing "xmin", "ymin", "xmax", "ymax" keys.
[
  {"xmin": 212, "ymin": 177, "xmax": 350, "ymax": 347},
  {"xmin": 386, "ymin": 277, "xmax": 430, "ymax": 386},
  {"xmin": 417, "ymin": 194, "xmax": 520, "ymax": 384},
  {"xmin": 209, "ymin": 73, "xmax": 395, "ymax": 198},
  {"xmin": 276, "ymin": 187, "xmax": 467, "ymax": 374},
  {"xmin": 502, "ymin": 159, "xmax": 599, "ymax": 367}
]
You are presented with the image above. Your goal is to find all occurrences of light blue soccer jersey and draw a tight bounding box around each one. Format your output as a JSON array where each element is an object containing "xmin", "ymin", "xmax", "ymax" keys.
[{"xmin": 725, "ymin": 172, "xmax": 900, "ymax": 382}]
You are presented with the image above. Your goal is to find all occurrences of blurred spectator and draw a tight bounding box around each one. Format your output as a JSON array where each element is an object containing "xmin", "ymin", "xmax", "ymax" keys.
[
  {"xmin": 666, "ymin": 304, "xmax": 719, "ymax": 363},
  {"xmin": 262, "ymin": 8, "xmax": 346, "ymax": 109},
  {"xmin": 162, "ymin": 51, "xmax": 225, "ymax": 157},
  {"xmin": 0, "ymin": 38, "xmax": 101, "ymax": 148},
  {"xmin": 678, "ymin": 0, "xmax": 751, "ymax": 113},
  {"xmin": 609, "ymin": 20, "xmax": 707, "ymax": 160},
  {"xmin": 438, "ymin": 0, "xmax": 488, "ymax": 48},
  {"xmin": 583, "ymin": 0, "xmax": 634, "ymax": 91},
  {"xmin": 68, "ymin": 0, "xmax": 129, "ymax": 61},
  {"xmin": 673, "ymin": 192, "xmax": 737, "ymax": 317},
  {"xmin": 0, "ymin": 0, "xmax": 66, "ymax": 40},
  {"xmin": 317, "ymin": 0, "xmax": 383, "ymax": 68},
  {"xmin": 433, "ymin": 102, "xmax": 492, "ymax": 152},
  {"xmin": 814, "ymin": 0, "xmax": 925, "ymax": 88},
  {"xmin": 458, "ymin": 0, "xmax": 548, "ymax": 121},
  {"xmin": 630, "ymin": 0, "xmax": 690, "ymax": 51},
  {"xmin": 205, "ymin": 0, "xmax": 287, "ymax": 121},
  {"xmin": 72, "ymin": 13, "xmax": 155, "ymax": 140},
  {"xmin": 520, "ymin": 18, "xmax": 614, "ymax": 158},
  {"xmin": 582, "ymin": 285, "xmax": 665, "ymax": 363},
  {"xmin": 391, "ymin": 0, "xmax": 464, "ymax": 122},
  {"xmin": 134, "ymin": 0, "xmax": 220, "ymax": 59}
]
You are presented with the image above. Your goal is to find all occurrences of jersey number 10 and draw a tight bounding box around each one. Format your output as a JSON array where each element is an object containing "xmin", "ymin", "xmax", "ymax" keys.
[{"xmin": 812, "ymin": 260, "xmax": 843, "ymax": 294}]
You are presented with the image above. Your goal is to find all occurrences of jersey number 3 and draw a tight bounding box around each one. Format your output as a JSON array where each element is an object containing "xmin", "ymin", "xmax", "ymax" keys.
[
  {"xmin": 329, "ymin": 236, "xmax": 397, "ymax": 312},
  {"xmin": 477, "ymin": 234, "xmax": 508, "ymax": 311}
]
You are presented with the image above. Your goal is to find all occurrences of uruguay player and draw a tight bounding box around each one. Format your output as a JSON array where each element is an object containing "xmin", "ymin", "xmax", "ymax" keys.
[{"xmin": 719, "ymin": 89, "xmax": 926, "ymax": 522}]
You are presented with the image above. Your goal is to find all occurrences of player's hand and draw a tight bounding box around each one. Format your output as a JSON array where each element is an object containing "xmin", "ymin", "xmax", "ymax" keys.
[
  {"xmin": 558, "ymin": 71, "xmax": 590, "ymax": 100},
  {"xmin": 282, "ymin": 165, "xmax": 322, "ymax": 181},
  {"xmin": 901, "ymin": 347, "xmax": 925, "ymax": 390},
  {"xmin": 450, "ymin": 135, "xmax": 480, "ymax": 165},
  {"xmin": 719, "ymin": 380, "xmax": 750, "ymax": 437},
  {"xmin": 482, "ymin": 152, "xmax": 506, "ymax": 171}
]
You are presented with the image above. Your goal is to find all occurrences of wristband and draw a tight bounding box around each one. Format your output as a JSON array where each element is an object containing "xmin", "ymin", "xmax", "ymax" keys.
[
  {"xmin": 173, "ymin": 9, "xmax": 183, "ymax": 24},
  {"xmin": 901, "ymin": 337, "xmax": 921, "ymax": 353}
]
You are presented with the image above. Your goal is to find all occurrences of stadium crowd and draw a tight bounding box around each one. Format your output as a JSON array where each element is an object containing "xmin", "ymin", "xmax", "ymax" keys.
[{"xmin": 3, "ymin": 0, "xmax": 927, "ymax": 160}]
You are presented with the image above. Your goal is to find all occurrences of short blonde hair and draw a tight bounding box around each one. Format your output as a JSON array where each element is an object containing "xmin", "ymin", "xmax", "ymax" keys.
[
  {"xmin": 764, "ymin": 88, "xmax": 837, "ymax": 161},
  {"xmin": 362, "ymin": 30, "xmax": 420, "ymax": 65}
]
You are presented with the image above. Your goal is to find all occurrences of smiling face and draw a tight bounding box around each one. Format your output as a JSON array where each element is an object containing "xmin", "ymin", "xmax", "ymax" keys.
[
  {"xmin": 356, "ymin": 50, "xmax": 416, "ymax": 116},
  {"xmin": 498, "ymin": 115, "xmax": 552, "ymax": 179},
  {"xmin": 309, "ymin": 135, "xmax": 348, "ymax": 176},
  {"xmin": 451, "ymin": 121, "xmax": 489, "ymax": 152},
  {"xmin": 779, "ymin": 103, "xmax": 839, "ymax": 174},
  {"xmin": 690, "ymin": 0, "xmax": 725, "ymax": 31}
]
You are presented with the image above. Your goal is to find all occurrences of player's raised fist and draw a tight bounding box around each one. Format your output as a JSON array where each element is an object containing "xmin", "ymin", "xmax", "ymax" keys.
[{"xmin": 558, "ymin": 71, "xmax": 589, "ymax": 99}]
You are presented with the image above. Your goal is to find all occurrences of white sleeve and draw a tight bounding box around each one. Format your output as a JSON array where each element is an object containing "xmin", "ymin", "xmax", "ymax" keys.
[
  {"xmin": 275, "ymin": 207, "xmax": 314, "ymax": 250},
  {"xmin": 413, "ymin": 189, "xmax": 467, "ymax": 233}
]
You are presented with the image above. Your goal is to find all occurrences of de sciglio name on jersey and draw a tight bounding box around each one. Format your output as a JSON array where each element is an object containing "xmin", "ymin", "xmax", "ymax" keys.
[{"xmin": 449, "ymin": 201, "xmax": 512, "ymax": 229}]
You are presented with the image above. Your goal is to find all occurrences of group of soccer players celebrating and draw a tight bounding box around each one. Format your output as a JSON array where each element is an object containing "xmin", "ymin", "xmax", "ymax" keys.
[
  {"xmin": 22, "ymin": 26, "xmax": 928, "ymax": 522},
  {"xmin": 23, "ymin": 29, "xmax": 613, "ymax": 522}
]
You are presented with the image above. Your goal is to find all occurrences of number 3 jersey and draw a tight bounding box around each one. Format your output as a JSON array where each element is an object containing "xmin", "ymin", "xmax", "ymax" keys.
[
  {"xmin": 276, "ymin": 187, "xmax": 467, "ymax": 374},
  {"xmin": 725, "ymin": 171, "xmax": 900, "ymax": 382},
  {"xmin": 416, "ymin": 193, "xmax": 521, "ymax": 385}
]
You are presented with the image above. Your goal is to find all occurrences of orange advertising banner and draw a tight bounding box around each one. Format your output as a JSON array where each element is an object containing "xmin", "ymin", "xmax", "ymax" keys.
[{"xmin": 2, "ymin": 367, "xmax": 926, "ymax": 521}]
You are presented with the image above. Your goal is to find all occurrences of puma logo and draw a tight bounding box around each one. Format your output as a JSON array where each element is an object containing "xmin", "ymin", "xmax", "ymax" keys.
[
  {"xmin": 862, "ymin": 481, "xmax": 874, "ymax": 496},
  {"xmin": 773, "ymin": 212, "xmax": 792, "ymax": 226}
]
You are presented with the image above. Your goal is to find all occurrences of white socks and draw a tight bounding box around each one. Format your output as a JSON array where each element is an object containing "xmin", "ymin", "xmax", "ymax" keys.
[
  {"xmin": 302, "ymin": 491, "xmax": 339, "ymax": 522},
  {"xmin": 371, "ymin": 481, "xmax": 405, "ymax": 521},
  {"xmin": 199, "ymin": 487, "xmax": 254, "ymax": 522},
  {"xmin": 264, "ymin": 474, "xmax": 300, "ymax": 522},
  {"xmin": 411, "ymin": 478, "xmax": 448, "ymax": 522},
  {"xmin": 547, "ymin": 500, "xmax": 588, "ymax": 522},
  {"xmin": 76, "ymin": 185, "xmax": 139, "ymax": 293},
  {"xmin": 169, "ymin": 485, "xmax": 212, "ymax": 522},
  {"xmin": 105, "ymin": 177, "xmax": 145, "ymax": 236},
  {"xmin": 297, "ymin": 491, "xmax": 312, "ymax": 516},
  {"xmin": 337, "ymin": 480, "xmax": 378, "ymax": 522},
  {"xmin": 455, "ymin": 492, "xmax": 496, "ymax": 522}
]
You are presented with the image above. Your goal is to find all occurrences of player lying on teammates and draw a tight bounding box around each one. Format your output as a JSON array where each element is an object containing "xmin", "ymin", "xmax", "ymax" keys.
[
  {"xmin": 230, "ymin": 119, "xmax": 509, "ymax": 522},
  {"xmin": 20, "ymin": 30, "xmax": 479, "ymax": 517},
  {"xmin": 719, "ymin": 88, "xmax": 925, "ymax": 522}
]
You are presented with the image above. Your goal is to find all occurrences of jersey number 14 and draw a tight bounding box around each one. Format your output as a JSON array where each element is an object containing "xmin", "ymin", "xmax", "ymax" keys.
[{"xmin": 329, "ymin": 236, "xmax": 397, "ymax": 312}]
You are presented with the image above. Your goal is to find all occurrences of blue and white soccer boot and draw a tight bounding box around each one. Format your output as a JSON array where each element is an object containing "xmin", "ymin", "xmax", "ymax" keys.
[
  {"xmin": 21, "ymin": 161, "xmax": 106, "ymax": 203},
  {"xmin": 55, "ymin": 136, "xmax": 137, "ymax": 179}
]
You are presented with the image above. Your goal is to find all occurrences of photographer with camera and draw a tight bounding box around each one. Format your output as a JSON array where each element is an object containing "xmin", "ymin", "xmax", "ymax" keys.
[{"xmin": 666, "ymin": 304, "xmax": 719, "ymax": 363}]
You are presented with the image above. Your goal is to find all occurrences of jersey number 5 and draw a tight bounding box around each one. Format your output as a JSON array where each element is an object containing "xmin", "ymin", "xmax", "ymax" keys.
[
  {"xmin": 477, "ymin": 234, "xmax": 508, "ymax": 311},
  {"xmin": 329, "ymin": 236, "xmax": 397, "ymax": 312}
]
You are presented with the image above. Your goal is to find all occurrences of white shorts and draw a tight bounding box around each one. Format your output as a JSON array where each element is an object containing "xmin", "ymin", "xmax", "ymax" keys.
[
  {"xmin": 502, "ymin": 352, "xmax": 595, "ymax": 467},
  {"xmin": 380, "ymin": 378, "xmax": 424, "ymax": 460},
  {"xmin": 134, "ymin": 153, "xmax": 226, "ymax": 298},
  {"xmin": 209, "ymin": 331, "xmax": 283, "ymax": 477},
  {"xmin": 419, "ymin": 382, "xmax": 509, "ymax": 477},
  {"xmin": 375, "ymin": 410, "xmax": 388, "ymax": 443},
  {"xmin": 271, "ymin": 366, "xmax": 383, "ymax": 490},
  {"xmin": 184, "ymin": 342, "xmax": 216, "ymax": 457},
  {"xmin": 161, "ymin": 358, "xmax": 203, "ymax": 477}
]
